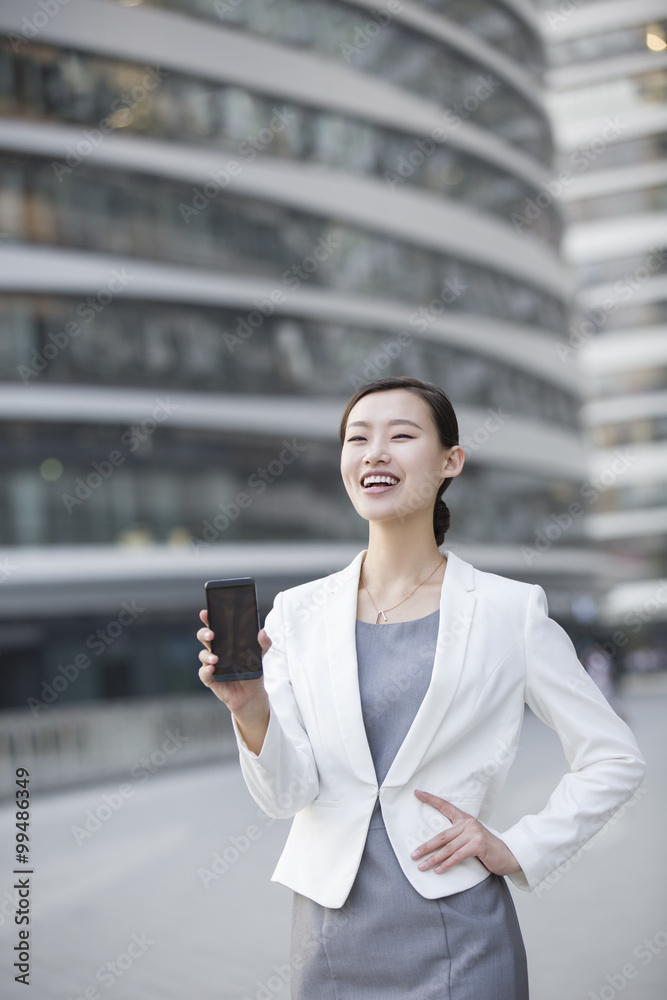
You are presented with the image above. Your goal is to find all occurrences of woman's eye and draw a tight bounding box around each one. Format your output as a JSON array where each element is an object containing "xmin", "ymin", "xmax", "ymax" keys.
[
  {"xmin": 346, "ymin": 434, "xmax": 413, "ymax": 441},
  {"xmin": 347, "ymin": 431, "xmax": 413, "ymax": 441}
]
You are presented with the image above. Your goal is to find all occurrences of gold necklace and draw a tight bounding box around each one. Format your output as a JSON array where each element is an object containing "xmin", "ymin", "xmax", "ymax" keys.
[{"xmin": 360, "ymin": 557, "xmax": 445, "ymax": 624}]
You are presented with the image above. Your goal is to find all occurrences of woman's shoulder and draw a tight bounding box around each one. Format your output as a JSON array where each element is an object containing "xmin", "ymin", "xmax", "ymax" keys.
[
  {"xmin": 471, "ymin": 563, "xmax": 536, "ymax": 601},
  {"xmin": 461, "ymin": 557, "xmax": 542, "ymax": 638},
  {"xmin": 276, "ymin": 551, "xmax": 360, "ymax": 609},
  {"xmin": 447, "ymin": 549, "xmax": 536, "ymax": 602}
]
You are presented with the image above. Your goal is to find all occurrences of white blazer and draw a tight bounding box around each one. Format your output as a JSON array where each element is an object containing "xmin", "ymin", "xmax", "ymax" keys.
[{"xmin": 231, "ymin": 548, "xmax": 646, "ymax": 909}]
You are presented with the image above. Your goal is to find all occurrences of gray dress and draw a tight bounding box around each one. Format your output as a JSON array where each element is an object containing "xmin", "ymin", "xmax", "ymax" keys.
[{"xmin": 290, "ymin": 609, "xmax": 529, "ymax": 999}]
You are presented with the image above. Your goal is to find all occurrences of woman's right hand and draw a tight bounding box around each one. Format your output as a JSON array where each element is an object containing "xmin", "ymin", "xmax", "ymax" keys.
[{"xmin": 196, "ymin": 609, "xmax": 271, "ymax": 719}]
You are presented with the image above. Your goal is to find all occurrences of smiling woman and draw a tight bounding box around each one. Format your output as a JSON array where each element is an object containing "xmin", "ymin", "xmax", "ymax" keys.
[
  {"xmin": 197, "ymin": 375, "xmax": 646, "ymax": 1000},
  {"xmin": 338, "ymin": 376, "xmax": 463, "ymax": 607}
]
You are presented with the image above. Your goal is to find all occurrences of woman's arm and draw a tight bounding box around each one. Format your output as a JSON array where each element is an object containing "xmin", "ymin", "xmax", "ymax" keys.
[
  {"xmin": 198, "ymin": 590, "xmax": 320, "ymax": 818},
  {"xmin": 197, "ymin": 610, "xmax": 271, "ymax": 755},
  {"xmin": 489, "ymin": 583, "xmax": 646, "ymax": 892},
  {"xmin": 231, "ymin": 697, "xmax": 271, "ymax": 758}
]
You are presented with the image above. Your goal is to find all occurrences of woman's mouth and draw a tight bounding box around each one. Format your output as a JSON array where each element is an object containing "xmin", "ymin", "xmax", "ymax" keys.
[{"xmin": 361, "ymin": 475, "xmax": 400, "ymax": 494}]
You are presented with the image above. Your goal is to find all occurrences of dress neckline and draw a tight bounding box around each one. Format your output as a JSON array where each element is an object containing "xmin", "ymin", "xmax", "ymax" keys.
[{"xmin": 356, "ymin": 608, "xmax": 440, "ymax": 626}]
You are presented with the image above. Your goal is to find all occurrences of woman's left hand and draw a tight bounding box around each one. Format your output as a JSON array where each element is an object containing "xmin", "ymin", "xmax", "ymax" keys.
[{"xmin": 411, "ymin": 789, "xmax": 522, "ymax": 877}]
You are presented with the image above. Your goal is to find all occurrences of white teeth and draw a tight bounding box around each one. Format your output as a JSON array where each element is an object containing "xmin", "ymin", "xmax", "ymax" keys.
[{"xmin": 362, "ymin": 475, "xmax": 399, "ymax": 487}]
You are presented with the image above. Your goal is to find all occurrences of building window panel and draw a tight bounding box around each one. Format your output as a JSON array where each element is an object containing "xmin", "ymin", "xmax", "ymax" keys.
[
  {"xmin": 0, "ymin": 294, "xmax": 578, "ymax": 426},
  {"xmin": 0, "ymin": 423, "xmax": 583, "ymax": 547}
]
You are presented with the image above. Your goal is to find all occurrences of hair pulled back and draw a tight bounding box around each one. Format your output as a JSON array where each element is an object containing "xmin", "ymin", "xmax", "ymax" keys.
[{"xmin": 339, "ymin": 376, "xmax": 459, "ymax": 546}]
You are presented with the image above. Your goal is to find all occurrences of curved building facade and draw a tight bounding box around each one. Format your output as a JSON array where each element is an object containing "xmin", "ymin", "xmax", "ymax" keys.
[
  {"xmin": 0, "ymin": 0, "xmax": 607, "ymax": 707},
  {"xmin": 539, "ymin": 0, "xmax": 667, "ymax": 659}
]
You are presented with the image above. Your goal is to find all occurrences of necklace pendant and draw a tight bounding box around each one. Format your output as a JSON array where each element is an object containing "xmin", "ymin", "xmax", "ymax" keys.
[{"xmin": 376, "ymin": 610, "xmax": 388, "ymax": 624}]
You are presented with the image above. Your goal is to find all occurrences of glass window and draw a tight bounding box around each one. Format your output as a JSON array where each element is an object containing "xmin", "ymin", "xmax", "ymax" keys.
[
  {"xmin": 130, "ymin": 0, "xmax": 549, "ymax": 157},
  {"xmin": 0, "ymin": 295, "xmax": 578, "ymax": 426},
  {"xmin": 0, "ymin": 156, "xmax": 567, "ymax": 330},
  {"xmin": 0, "ymin": 421, "xmax": 583, "ymax": 547},
  {"xmin": 0, "ymin": 39, "xmax": 559, "ymax": 237}
]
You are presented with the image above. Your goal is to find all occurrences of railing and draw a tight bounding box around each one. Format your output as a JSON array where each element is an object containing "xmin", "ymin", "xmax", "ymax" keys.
[{"xmin": 0, "ymin": 694, "xmax": 238, "ymax": 799}]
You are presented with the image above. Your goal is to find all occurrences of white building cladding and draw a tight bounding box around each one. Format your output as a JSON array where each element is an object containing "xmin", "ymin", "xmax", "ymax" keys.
[
  {"xmin": 539, "ymin": 0, "xmax": 667, "ymax": 643},
  {"xmin": 0, "ymin": 0, "xmax": 620, "ymax": 706}
]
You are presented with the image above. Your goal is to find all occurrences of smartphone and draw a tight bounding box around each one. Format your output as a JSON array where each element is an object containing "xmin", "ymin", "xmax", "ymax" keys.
[{"xmin": 204, "ymin": 577, "xmax": 263, "ymax": 681}]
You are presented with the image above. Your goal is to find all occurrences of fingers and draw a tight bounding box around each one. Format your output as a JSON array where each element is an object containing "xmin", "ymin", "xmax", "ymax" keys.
[
  {"xmin": 411, "ymin": 792, "xmax": 473, "ymax": 867},
  {"xmin": 257, "ymin": 628, "xmax": 272, "ymax": 655},
  {"xmin": 411, "ymin": 827, "xmax": 453, "ymax": 860},
  {"xmin": 197, "ymin": 626, "xmax": 214, "ymax": 648},
  {"xmin": 412, "ymin": 815, "xmax": 497, "ymax": 874},
  {"xmin": 415, "ymin": 831, "xmax": 472, "ymax": 873},
  {"xmin": 431, "ymin": 843, "xmax": 475, "ymax": 874},
  {"xmin": 198, "ymin": 662, "xmax": 216, "ymax": 688},
  {"xmin": 198, "ymin": 646, "xmax": 217, "ymax": 666},
  {"xmin": 414, "ymin": 790, "xmax": 467, "ymax": 823},
  {"xmin": 197, "ymin": 610, "xmax": 215, "ymax": 655}
]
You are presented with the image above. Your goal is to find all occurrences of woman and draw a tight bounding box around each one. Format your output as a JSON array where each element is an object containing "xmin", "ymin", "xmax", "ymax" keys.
[{"xmin": 197, "ymin": 375, "xmax": 646, "ymax": 999}]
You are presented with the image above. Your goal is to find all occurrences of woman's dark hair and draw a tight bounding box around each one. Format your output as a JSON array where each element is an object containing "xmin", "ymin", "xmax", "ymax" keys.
[{"xmin": 339, "ymin": 376, "xmax": 459, "ymax": 546}]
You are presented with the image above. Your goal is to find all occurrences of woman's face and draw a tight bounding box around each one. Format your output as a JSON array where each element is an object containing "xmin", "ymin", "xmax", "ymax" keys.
[{"xmin": 340, "ymin": 389, "xmax": 463, "ymax": 527}]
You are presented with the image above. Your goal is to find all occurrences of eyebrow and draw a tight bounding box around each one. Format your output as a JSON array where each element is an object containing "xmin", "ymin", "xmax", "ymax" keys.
[{"xmin": 347, "ymin": 419, "xmax": 423, "ymax": 430}]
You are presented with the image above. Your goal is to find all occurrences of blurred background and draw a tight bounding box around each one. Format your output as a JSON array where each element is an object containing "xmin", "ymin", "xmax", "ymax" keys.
[{"xmin": 0, "ymin": 0, "xmax": 665, "ymax": 997}]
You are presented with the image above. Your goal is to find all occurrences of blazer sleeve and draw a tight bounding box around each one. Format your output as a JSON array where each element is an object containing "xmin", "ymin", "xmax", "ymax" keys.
[
  {"xmin": 488, "ymin": 583, "xmax": 646, "ymax": 892},
  {"xmin": 230, "ymin": 589, "xmax": 320, "ymax": 818}
]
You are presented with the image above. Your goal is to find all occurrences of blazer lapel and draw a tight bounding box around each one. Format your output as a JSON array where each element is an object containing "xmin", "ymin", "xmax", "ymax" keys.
[
  {"xmin": 324, "ymin": 549, "xmax": 376, "ymax": 784},
  {"xmin": 383, "ymin": 551, "xmax": 476, "ymax": 787},
  {"xmin": 324, "ymin": 548, "xmax": 477, "ymax": 788}
]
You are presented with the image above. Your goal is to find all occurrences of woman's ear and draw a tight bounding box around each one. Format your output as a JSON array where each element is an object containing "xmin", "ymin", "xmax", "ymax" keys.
[{"xmin": 443, "ymin": 445, "xmax": 465, "ymax": 479}]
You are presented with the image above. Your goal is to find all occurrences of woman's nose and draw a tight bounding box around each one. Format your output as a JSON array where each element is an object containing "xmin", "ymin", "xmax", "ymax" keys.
[{"xmin": 364, "ymin": 448, "xmax": 389, "ymax": 464}]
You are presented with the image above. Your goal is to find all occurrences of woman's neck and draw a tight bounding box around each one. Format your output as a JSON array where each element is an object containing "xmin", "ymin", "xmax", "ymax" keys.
[{"xmin": 361, "ymin": 519, "xmax": 446, "ymax": 594}]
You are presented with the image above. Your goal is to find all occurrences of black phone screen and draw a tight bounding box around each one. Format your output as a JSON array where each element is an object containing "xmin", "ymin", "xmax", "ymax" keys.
[{"xmin": 204, "ymin": 578, "xmax": 263, "ymax": 681}]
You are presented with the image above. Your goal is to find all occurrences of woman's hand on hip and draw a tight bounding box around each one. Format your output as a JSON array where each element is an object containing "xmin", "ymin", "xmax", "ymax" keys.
[{"xmin": 410, "ymin": 789, "xmax": 522, "ymax": 877}]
